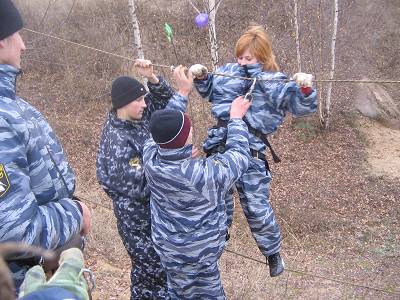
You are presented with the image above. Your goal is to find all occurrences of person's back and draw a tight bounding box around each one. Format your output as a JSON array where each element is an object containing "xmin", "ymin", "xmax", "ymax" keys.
[{"xmin": 143, "ymin": 97, "xmax": 251, "ymax": 299}]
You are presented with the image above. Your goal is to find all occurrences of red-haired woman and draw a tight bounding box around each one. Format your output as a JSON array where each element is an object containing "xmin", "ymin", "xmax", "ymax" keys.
[{"xmin": 190, "ymin": 24, "xmax": 317, "ymax": 277}]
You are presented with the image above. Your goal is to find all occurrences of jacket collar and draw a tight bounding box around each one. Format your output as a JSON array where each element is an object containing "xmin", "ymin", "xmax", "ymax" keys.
[
  {"xmin": 158, "ymin": 144, "xmax": 193, "ymax": 161},
  {"xmin": 238, "ymin": 63, "xmax": 263, "ymax": 78},
  {"xmin": 0, "ymin": 64, "xmax": 21, "ymax": 99},
  {"xmin": 108, "ymin": 109, "xmax": 145, "ymax": 130}
]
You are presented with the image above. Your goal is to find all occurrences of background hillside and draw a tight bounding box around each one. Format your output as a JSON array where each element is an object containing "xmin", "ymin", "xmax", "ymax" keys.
[{"xmin": 14, "ymin": 0, "xmax": 400, "ymax": 299}]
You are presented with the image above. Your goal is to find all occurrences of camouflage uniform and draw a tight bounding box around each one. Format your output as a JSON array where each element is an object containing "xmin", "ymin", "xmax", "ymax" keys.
[
  {"xmin": 193, "ymin": 63, "xmax": 318, "ymax": 257},
  {"xmin": 96, "ymin": 77, "xmax": 187, "ymax": 300},
  {"xmin": 143, "ymin": 118, "xmax": 251, "ymax": 300},
  {"xmin": 0, "ymin": 64, "xmax": 83, "ymax": 290}
]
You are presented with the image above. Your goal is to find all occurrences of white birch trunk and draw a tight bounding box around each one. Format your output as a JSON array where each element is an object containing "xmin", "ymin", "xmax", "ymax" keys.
[
  {"xmin": 208, "ymin": 0, "xmax": 219, "ymax": 70},
  {"xmin": 323, "ymin": 0, "xmax": 339, "ymax": 128},
  {"xmin": 293, "ymin": 0, "xmax": 302, "ymax": 72},
  {"xmin": 128, "ymin": 0, "xmax": 144, "ymax": 59}
]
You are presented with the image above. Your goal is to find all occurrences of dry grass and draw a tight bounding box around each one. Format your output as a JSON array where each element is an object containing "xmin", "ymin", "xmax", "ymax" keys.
[{"xmin": 12, "ymin": 0, "xmax": 400, "ymax": 299}]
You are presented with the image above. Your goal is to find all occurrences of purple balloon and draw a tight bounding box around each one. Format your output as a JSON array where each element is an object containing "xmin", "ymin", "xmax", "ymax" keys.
[{"xmin": 195, "ymin": 13, "xmax": 209, "ymax": 28}]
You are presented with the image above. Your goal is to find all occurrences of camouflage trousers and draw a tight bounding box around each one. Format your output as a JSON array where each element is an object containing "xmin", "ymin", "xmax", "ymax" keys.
[
  {"xmin": 163, "ymin": 260, "xmax": 226, "ymax": 300},
  {"xmin": 113, "ymin": 196, "xmax": 169, "ymax": 300},
  {"xmin": 226, "ymin": 158, "xmax": 282, "ymax": 257}
]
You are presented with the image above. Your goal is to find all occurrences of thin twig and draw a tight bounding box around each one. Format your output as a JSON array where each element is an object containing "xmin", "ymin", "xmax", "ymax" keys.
[{"xmin": 188, "ymin": 0, "xmax": 201, "ymax": 14}]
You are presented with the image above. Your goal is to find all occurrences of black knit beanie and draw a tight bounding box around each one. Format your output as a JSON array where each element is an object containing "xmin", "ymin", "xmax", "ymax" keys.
[
  {"xmin": 111, "ymin": 76, "xmax": 147, "ymax": 109},
  {"xmin": 149, "ymin": 109, "xmax": 192, "ymax": 149},
  {"xmin": 0, "ymin": 0, "xmax": 23, "ymax": 40}
]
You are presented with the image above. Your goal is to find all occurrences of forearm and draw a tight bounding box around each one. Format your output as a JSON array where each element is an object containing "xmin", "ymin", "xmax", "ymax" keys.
[
  {"xmin": 166, "ymin": 93, "xmax": 188, "ymax": 112},
  {"xmin": 147, "ymin": 76, "xmax": 174, "ymax": 102},
  {"xmin": 0, "ymin": 197, "xmax": 83, "ymax": 256}
]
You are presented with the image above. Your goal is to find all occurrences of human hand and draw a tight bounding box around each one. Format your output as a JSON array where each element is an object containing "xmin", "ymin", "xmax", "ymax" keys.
[
  {"xmin": 230, "ymin": 96, "xmax": 251, "ymax": 119},
  {"xmin": 173, "ymin": 65, "xmax": 193, "ymax": 97},
  {"xmin": 191, "ymin": 147, "xmax": 201, "ymax": 158},
  {"xmin": 76, "ymin": 201, "xmax": 91, "ymax": 236},
  {"xmin": 189, "ymin": 64, "xmax": 208, "ymax": 79},
  {"xmin": 134, "ymin": 59, "xmax": 159, "ymax": 84},
  {"xmin": 292, "ymin": 72, "xmax": 313, "ymax": 87}
]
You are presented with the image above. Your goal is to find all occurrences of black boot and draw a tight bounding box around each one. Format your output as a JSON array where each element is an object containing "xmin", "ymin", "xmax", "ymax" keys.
[{"xmin": 266, "ymin": 252, "xmax": 285, "ymax": 277}]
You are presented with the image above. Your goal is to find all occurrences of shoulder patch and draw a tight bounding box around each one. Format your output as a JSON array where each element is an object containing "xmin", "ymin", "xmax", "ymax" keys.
[
  {"xmin": 129, "ymin": 156, "xmax": 142, "ymax": 169},
  {"xmin": 0, "ymin": 164, "xmax": 10, "ymax": 198}
]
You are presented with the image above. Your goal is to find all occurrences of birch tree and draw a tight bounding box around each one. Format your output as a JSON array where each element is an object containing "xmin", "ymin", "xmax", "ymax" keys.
[
  {"xmin": 128, "ymin": 0, "xmax": 144, "ymax": 59},
  {"xmin": 293, "ymin": 0, "xmax": 302, "ymax": 72},
  {"xmin": 321, "ymin": 0, "xmax": 339, "ymax": 128},
  {"xmin": 207, "ymin": 0, "xmax": 222, "ymax": 70}
]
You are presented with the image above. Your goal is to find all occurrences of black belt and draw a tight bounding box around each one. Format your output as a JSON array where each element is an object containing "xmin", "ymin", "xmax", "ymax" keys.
[{"xmin": 214, "ymin": 118, "xmax": 281, "ymax": 163}]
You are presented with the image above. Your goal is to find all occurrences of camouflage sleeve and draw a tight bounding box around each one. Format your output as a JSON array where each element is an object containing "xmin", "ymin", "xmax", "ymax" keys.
[
  {"xmin": 280, "ymin": 79, "xmax": 318, "ymax": 117},
  {"xmin": 165, "ymin": 93, "xmax": 188, "ymax": 112},
  {"xmin": 183, "ymin": 119, "xmax": 250, "ymax": 202},
  {"xmin": 146, "ymin": 76, "xmax": 175, "ymax": 112},
  {"xmin": 193, "ymin": 73, "xmax": 214, "ymax": 100},
  {"xmin": 0, "ymin": 118, "xmax": 82, "ymax": 255}
]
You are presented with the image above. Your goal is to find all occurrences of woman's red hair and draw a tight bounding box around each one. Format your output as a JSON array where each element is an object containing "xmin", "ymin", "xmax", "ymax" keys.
[{"xmin": 235, "ymin": 25, "xmax": 280, "ymax": 72}]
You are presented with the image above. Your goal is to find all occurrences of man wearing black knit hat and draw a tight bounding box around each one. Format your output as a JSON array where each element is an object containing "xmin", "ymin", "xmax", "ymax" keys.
[
  {"xmin": 96, "ymin": 60, "xmax": 192, "ymax": 299},
  {"xmin": 143, "ymin": 96, "xmax": 251, "ymax": 299},
  {"xmin": 0, "ymin": 0, "xmax": 92, "ymax": 296}
]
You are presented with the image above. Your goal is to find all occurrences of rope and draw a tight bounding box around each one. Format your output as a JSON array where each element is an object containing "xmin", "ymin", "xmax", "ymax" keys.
[
  {"xmin": 224, "ymin": 249, "xmax": 399, "ymax": 296},
  {"xmin": 76, "ymin": 194, "xmax": 113, "ymax": 211},
  {"xmin": 23, "ymin": 28, "xmax": 400, "ymax": 85}
]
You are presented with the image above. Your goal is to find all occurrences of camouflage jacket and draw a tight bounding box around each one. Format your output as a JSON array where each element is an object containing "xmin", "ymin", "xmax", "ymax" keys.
[
  {"xmin": 0, "ymin": 64, "xmax": 83, "ymax": 255},
  {"xmin": 96, "ymin": 77, "xmax": 188, "ymax": 202},
  {"xmin": 193, "ymin": 63, "xmax": 318, "ymax": 152},
  {"xmin": 143, "ymin": 118, "xmax": 250, "ymax": 267}
]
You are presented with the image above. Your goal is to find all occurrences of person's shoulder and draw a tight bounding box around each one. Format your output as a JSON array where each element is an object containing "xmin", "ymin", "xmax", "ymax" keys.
[{"xmin": 0, "ymin": 96, "xmax": 24, "ymax": 125}]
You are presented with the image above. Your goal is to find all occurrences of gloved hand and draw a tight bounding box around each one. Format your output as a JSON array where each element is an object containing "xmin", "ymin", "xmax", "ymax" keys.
[
  {"xmin": 293, "ymin": 72, "xmax": 313, "ymax": 87},
  {"xmin": 19, "ymin": 248, "xmax": 90, "ymax": 300},
  {"xmin": 189, "ymin": 64, "xmax": 208, "ymax": 79}
]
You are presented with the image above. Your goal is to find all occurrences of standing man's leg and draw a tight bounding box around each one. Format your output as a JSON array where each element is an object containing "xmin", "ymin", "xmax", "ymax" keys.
[{"xmin": 113, "ymin": 198, "xmax": 168, "ymax": 299}]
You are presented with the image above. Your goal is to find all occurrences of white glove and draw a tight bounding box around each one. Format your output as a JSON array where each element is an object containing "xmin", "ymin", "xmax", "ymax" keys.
[
  {"xmin": 189, "ymin": 64, "xmax": 208, "ymax": 79},
  {"xmin": 293, "ymin": 73, "xmax": 313, "ymax": 87}
]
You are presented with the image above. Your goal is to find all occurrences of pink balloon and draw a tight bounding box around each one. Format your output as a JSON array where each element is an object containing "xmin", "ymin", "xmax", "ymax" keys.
[{"xmin": 195, "ymin": 13, "xmax": 209, "ymax": 28}]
